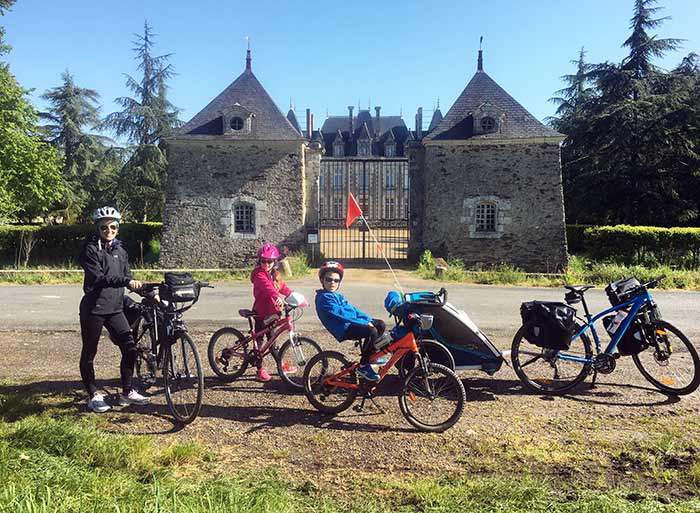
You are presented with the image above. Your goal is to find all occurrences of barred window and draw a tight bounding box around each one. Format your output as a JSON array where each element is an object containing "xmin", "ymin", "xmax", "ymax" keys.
[
  {"xmin": 332, "ymin": 197, "xmax": 343, "ymax": 218},
  {"xmin": 385, "ymin": 169, "xmax": 396, "ymax": 190},
  {"xmin": 333, "ymin": 169, "xmax": 343, "ymax": 190},
  {"xmin": 358, "ymin": 195, "xmax": 370, "ymax": 217},
  {"xmin": 475, "ymin": 203, "xmax": 497, "ymax": 232},
  {"xmin": 234, "ymin": 204, "xmax": 255, "ymax": 233},
  {"xmin": 384, "ymin": 197, "xmax": 396, "ymax": 218}
]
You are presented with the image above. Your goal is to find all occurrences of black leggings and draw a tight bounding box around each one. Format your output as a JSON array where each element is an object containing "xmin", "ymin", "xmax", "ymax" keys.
[
  {"xmin": 79, "ymin": 312, "xmax": 137, "ymax": 396},
  {"xmin": 344, "ymin": 319, "xmax": 386, "ymax": 365}
]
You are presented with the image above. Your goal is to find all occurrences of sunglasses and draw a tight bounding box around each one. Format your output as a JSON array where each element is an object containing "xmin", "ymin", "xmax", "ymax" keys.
[
  {"xmin": 99, "ymin": 224, "xmax": 118, "ymax": 232},
  {"xmin": 260, "ymin": 258, "xmax": 276, "ymax": 264},
  {"xmin": 324, "ymin": 277, "xmax": 341, "ymax": 284}
]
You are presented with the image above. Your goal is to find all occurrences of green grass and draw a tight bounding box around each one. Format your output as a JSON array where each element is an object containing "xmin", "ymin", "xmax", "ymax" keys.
[
  {"xmin": 416, "ymin": 251, "xmax": 700, "ymax": 290},
  {"xmin": 2, "ymin": 385, "xmax": 700, "ymax": 512},
  {"xmin": 0, "ymin": 251, "xmax": 313, "ymax": 285}
]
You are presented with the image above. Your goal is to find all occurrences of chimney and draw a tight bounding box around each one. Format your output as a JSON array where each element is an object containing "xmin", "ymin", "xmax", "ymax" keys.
[
  {"xmin": 306, "ymin": 108, "xmax": 311, "ymax": 139},
  {"xmin": 310, "ymin": 112, "xmax": 314, "ymax": 137},
  {"xmin": 348, "ymin": 106, "xmax": 354, "ymax": 140},
  {"xmin": 415, "ymin": 107, "xmax": 423, "ymax": 140},
  {"xmin": 374, "ymin": 106, "xmax": 381, "ymax": 137}
]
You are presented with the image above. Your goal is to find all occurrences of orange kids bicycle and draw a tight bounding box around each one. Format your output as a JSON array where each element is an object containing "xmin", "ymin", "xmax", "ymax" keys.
[
  {"xmin": 208, "ymin": 292, "xmax": 322, "ymax": 389},
  {"xmin": 303, "ymin": 314, "xmax": 466, "ymax": 432}
]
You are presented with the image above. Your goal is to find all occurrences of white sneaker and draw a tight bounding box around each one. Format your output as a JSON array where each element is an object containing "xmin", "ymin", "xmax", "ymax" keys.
[
  {"xmin": 87, "ymin": 393, "xmax": 111, "ymax": 413},
  {"xmin": 119, "ymin": 390, "xmax": 150, "ymax": 406}
]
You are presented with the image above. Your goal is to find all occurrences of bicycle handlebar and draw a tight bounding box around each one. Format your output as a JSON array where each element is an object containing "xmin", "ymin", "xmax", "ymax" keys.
[
  {"xmin": 437, "ymin": 287, "xmax": 448, "ymax": 305},
  {"xmin": 642, "ymin": 274, "xmax": 666, "ymax": 290}
]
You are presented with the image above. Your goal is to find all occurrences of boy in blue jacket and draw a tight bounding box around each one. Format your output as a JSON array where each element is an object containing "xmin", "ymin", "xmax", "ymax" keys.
[{"xmin": 315, "ymin": 261, "xmax": 386, "ymax": 381}]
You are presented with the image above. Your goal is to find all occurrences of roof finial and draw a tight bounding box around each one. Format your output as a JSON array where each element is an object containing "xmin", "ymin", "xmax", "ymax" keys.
[
  {"xmin": 437, "ymin": 97, "xmax": 440, "ymax": 109},
  {"xmin": 245, "ymin": 36, "xmax": 252, "ymax": 71},
  {"xmin": 477, "ymin": 36, "xmax": 483, "ymax": 72}
]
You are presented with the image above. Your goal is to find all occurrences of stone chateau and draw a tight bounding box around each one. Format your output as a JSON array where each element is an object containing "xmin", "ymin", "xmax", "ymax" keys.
[{"xmin": 160, "ymin": 46, "xmax": 567, "ymax": 272}]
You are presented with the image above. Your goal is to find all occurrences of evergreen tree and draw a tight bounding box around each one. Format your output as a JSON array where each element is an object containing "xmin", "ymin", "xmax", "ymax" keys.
[
  {"xmin": 102, "ymin": 20, "xmax": 181, "ymax": 221},
  {"xmin": 40, "ymin": 71, "xmax": 116, "ymax": 220}
]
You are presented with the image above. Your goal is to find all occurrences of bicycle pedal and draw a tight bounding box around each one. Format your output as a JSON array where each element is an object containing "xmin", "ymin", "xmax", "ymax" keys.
[{"xmin": 353, "ymin": 404, "xmax": 364, "ymax": 413}]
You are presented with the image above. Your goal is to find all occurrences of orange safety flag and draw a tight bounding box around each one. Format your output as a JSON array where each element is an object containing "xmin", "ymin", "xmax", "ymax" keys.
[{"xmin": 345, "ymin": 192, "xmax": 363, "ymax": 229}]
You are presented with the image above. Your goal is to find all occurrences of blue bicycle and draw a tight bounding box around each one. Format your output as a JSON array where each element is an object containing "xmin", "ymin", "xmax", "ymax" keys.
[{"xmin": 511, "ymin": 275, "xmax": 700, "ymax": 395}]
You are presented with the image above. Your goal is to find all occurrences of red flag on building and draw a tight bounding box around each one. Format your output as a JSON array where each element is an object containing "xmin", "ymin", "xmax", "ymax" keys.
[{"xmin": 345, "ymin": 192, "xmax": 363, "ymax": 229}]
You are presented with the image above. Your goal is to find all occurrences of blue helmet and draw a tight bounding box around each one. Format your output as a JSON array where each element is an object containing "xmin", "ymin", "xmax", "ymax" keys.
[{"xmin": 384, "ymin": 291, "xmax": 403, "ymax": 315}]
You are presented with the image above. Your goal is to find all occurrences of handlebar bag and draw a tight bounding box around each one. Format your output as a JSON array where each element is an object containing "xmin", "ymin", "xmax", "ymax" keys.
[
  {"xmin": 520, "ymin": 301, "xmax": 576, "ymax": 350},
  {"xmin": 605, "ymin": 277, "xmax": 641, "ymax": 306},
  {"xmin": 161, "ymin": 272, "xmax": 198, "ymax": 302}
]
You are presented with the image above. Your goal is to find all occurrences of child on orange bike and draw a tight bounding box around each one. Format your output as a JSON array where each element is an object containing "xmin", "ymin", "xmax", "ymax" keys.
[
  {"xmin": 315, "ymin": 261, "xmax": 387, "ymax": 381},
  {"xmin": 250, "ymin": 244, "xmax": 297, "ymax": 382}
]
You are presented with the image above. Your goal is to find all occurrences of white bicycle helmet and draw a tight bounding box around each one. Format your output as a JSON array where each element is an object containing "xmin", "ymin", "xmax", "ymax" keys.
[{"xmin": 91, "ymin": 206, "xmax": 122, "ymax": 223}]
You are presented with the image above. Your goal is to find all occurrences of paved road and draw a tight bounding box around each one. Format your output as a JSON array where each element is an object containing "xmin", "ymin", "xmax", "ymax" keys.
[{"xmin": 2, "ymin": 270, "xmax": 699, "ymax": 340}]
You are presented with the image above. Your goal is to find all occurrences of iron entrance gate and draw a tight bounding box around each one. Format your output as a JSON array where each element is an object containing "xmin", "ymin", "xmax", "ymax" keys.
[{"xmin": 318, "ymin": 158, "xmax": 409, "ymax": 261}]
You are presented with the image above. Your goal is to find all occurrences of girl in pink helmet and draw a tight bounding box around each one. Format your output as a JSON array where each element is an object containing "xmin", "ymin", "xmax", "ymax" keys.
[{"xmin": 250, "ymin": 244, "xmax": 295, "ymax": 382}]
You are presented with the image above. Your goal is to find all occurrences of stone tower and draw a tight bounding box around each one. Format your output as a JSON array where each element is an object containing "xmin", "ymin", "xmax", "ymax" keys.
[
  {"xmin": 409, "ymin": 49, "xmax": 568, "ymax": 272},
  {"xmin": 160, "ymin": 47, "xmax": 321, "ymax": 267}
]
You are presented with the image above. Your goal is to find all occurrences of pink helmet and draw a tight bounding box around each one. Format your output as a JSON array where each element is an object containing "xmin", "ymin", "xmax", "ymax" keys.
[{"xmin": 257, "ymin": 243, "xmax": 280, "ymax": 260}]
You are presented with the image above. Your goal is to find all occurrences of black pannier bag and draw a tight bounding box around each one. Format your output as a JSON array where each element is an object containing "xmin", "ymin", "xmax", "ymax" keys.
[
  {"xmin": 520, "ymin": 301, "xmax": 577, "ymax": 350},
  {"xmin": 160, "ymin": 272, "xmax": 198, "ymax": 302},
  {"xmin": 605, "ymin": 277, "xmax": 641, "ymax": 306},
  {"xmin": 602, "ymin": 314, "xmax": 648, "ymax": 356}
]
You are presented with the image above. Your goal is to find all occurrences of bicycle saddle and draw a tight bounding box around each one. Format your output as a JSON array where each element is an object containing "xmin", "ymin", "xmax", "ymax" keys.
[
  {"xmin": 238, "ymin": 309, "xmax": 257, "ymax": 319},
  {"xmin": 564, "ymin": 285, "xmax": 594, "ymax": 293}
]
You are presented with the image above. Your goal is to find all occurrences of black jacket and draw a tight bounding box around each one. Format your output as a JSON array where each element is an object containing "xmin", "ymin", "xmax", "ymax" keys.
[{"xmin": 79, "ymin": 235, "xmax": 132, "ymax": 315}]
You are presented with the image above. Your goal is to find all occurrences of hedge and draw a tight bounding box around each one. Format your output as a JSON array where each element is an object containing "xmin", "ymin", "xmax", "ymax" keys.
[
  {"xmin": 565, "ymin": 224, "xmax": 593, "ymax": 254},
  {"xmin": 0, "ymin": 223, "xmax": 163, "ymax": 266},
  {"xmin": 583, "ymin": 225, "xmax": 700, "ymax": 269}
]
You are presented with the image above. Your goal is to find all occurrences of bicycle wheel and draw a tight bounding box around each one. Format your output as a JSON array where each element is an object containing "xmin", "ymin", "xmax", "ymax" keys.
[
  {"xmin": 398, "ymin": 362, "xmax": 466, "ymax": 433},
  {"xmin": 207, "ymin": 327, "xmax": 250, "ymax": 381},
  {"xmin": 633, "ymin": 320, "xmax": 700, "ymax": 395},
  {"xmin": 303, "ymin": 351, "xmax": 358, "ymax": 414},
  {"xmin": 163, "ymin": 334, "xmax": 204, "ymax": 424},
  {"xmin": 511, "ymin": 323, "xmax": 592, "ymax": 395},
  {"xmin": 277, "ymin": 335, "xmax": 322, "ymax": 389},
  {"xmin": 397, "ymin": 339, "xmax": 455, "ymax": 379}
]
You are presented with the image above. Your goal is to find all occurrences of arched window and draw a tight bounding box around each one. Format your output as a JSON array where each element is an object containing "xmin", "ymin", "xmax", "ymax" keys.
[
  {"xmin": 475, "ymin": 202, "xmax": 497, "ymax": 232},
  {"xmin": 234, "ymin": 203, "xmax": 255, "ymax": 233},
  {"xmin": 480, "ymin": 116, "xmax": 496, "ymax": 133}
]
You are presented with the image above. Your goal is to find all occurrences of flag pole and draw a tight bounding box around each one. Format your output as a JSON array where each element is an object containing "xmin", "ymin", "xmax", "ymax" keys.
[{"xmin": 357, "ymin": 212, "xmax": 405, "ymax": 295}]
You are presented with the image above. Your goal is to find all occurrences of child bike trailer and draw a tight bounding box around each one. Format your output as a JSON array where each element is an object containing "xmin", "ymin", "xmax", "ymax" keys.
[{"xmin": 385, "ymin": 288, "xmax": 505, "ymax": 375}]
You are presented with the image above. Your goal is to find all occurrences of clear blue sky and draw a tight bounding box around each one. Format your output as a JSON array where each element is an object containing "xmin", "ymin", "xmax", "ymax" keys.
[{"xmin": 4, "ymin": 0, "xmax": 699, "ymax": 134}]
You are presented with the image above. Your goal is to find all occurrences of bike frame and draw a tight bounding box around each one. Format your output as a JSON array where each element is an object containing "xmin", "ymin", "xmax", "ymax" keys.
[
  {"xmin": 557, "ymin": 288, "xmax": 654, "ymax": 365},
  {"xmin": 324, "ymin": 332, "xmax": 421, "ymax": 390},
  {"xmin": 244, "ymin": 310, "xmax": 297, "ymax": 357}
]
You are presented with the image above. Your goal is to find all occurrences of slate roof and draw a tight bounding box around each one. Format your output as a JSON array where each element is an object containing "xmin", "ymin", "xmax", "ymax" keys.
[
  {"xmin": 428, "ymin": 108, "xmax": 443, "ymax": 132},
  {"xmin": 318, "ymin": 112, "xmax": 410, "ymax": 157},
  {"xmin": 176, "ymin": 54, "xmax": 303, "ymax": 140},
  {"xmin": 425, "ymin": 63, "xmax": 561, "ymax": 141},
  {"xmin": 286, "ymin": 108, "xmax": 302, "ymax": 134}
]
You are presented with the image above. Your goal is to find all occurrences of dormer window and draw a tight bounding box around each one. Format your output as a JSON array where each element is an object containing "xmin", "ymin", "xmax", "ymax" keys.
[
  {"xmin": 223, "ymin": 103, "xmax": 254, "ymax": 135},
  {"xmin": 230, "ymin": 117, "xmax": 244, "ymax": 131},
  {"xmin": 480, "ymin": 116, "xmax": 496, "ymax": 133},
  {"xmin": 385, "ymin": 143, "xmax": 396, "ymax": 157},
  {"xmin": 333, "ymin": 141, "xmax": 344, "ymax": 157},
  {"xmin": 358, "ymin": 140, "xmax": 371, "ymax": 157}
]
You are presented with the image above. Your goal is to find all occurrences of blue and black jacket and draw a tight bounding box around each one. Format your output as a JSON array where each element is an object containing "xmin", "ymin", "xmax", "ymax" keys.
[{"xmin": 315, "ymin": 289, "xmax": 372, "ymax": 341}]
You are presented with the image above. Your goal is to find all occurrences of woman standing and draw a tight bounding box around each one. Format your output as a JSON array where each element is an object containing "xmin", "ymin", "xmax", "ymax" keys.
[{"xmin": 78, "ymin": 206, "xmax": 148, "ymax": 412}]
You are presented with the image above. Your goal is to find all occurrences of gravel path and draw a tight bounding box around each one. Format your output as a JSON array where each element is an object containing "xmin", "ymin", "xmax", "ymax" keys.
[{"xmin": 3, "ymin": 326, "xmax": 699, "ymax": 483}]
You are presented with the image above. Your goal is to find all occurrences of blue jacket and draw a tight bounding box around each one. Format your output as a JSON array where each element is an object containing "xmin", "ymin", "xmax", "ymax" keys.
[{"xmin": 315, "ymin": 290, "xmax": 372, "ymax": 341}]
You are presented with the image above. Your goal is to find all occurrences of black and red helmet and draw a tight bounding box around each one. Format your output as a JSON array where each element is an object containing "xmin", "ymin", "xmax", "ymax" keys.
[{"xmin": 318, "ymin": 261, "xmax": 344, "ymax": 283}]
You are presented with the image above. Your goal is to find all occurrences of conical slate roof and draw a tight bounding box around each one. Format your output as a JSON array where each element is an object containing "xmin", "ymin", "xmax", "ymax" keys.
[
  {"xmin": 425, "ymin": 54, "xmax": 560, "ymax": 141},
  {"xmin": 176, "ymin": 52, "xmax": 303, "ymax": 140},
  {"xmin": 286, "ymin": 108, "xmax": 301, "ymax": 134},
  {"xmin": 428, "ymin": 108, "xmax": 443, "ymax": 132}
]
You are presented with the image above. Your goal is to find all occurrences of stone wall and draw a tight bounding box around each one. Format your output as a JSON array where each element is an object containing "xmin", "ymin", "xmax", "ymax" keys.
[
  {"xmin": 419, "ymin": 140, "xmax": 567, "ymax": 272},
  {"xmin": 161, "ymin": 139, "xmax": 314, "ymax": 268}
]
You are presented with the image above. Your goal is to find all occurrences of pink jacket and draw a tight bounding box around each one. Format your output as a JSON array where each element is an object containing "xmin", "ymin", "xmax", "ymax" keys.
[{"xmin": 251, "ymin": 266, "xmax": 292, "ymax": 320}]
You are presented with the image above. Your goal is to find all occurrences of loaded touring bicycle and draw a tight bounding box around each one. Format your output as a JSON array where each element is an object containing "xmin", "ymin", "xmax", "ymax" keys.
[{"xmin": 511, "ymin": 275, "xmax": 700, "ymax": 395}]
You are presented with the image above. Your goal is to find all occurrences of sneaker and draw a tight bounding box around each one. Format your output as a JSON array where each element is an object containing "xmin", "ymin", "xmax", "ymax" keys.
[
  {"xmin": 87, "ymin": 393, "xmax": 111, "ymax": 413},
  {"xmin": 119, "ymin": 390, "xmax": 150, "ymax": 406},
  {"xmin": 256, "ymin": 368, "xmax": 272, "ymax": 382},
  {"xmin": 357, "ymin": 364, "xmax": 381, "ymax": 381},
  {"xmin": 280, "ymin": 362, "xmax": 298, "ymax": 375}
]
